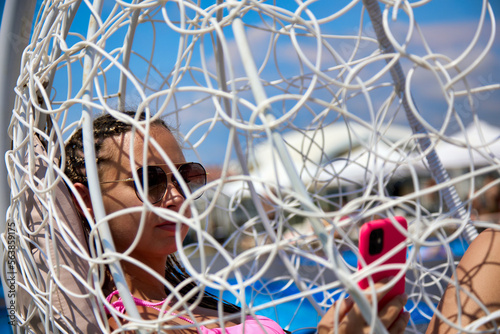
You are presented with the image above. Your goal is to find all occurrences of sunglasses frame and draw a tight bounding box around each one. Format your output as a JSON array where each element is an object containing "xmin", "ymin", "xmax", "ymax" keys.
[{"xmin": 100, "ymin": 162, "xmax": 206, "ymax": 204}]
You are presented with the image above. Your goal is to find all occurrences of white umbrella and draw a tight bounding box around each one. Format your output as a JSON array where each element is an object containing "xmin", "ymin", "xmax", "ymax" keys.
[
  {"xmin": 226, "ymin": 123, "xmax": 415, "ymax": 194},
  {"xmin": 433, "ymin": 121, "xmax": 500, "ymax": 169}
]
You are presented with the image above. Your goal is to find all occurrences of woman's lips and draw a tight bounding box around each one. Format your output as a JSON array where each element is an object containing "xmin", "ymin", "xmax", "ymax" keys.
[{"xmin": 156, "ymin": 222, "xmax": 178, "ymax": 231}]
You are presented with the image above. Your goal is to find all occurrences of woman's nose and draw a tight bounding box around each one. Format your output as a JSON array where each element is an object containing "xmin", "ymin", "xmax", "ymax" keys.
[{"xmin": 159, "ymin": 183, "xmax": 185, "ymax": 209}]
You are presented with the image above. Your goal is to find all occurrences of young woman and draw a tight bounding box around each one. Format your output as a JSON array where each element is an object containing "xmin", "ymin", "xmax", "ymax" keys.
[{"xmin": 64, "ymin": 112, "xmax": 408, "ymax": 333}]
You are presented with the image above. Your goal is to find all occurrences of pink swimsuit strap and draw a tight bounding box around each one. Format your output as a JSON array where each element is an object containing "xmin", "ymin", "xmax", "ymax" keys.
[
  {"xmin": 105, "ymin": 290, "xmax": 194, "ymax": 324},
  {"xmin": 201, "ymin": 315, "xmax": 286, "ymax": 334},
  {"xmin": 105, "ymin": 291, "xmax": 286, "ymax": 333}
]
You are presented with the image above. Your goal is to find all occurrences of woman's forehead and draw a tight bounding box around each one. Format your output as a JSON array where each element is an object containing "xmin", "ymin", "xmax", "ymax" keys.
[
  {"xmin": 129, "ymin": 127, "xmax": 185, "ymax": 163},
  {"xmin": 102, "ymin": 126, "xmax": 185, "ymax": 166}
]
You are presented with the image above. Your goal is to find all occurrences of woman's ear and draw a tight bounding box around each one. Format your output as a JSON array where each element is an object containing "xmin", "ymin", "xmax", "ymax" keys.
[{"xmin": 72, "ymin": 183, "xmax": 94, "ymax": 218}]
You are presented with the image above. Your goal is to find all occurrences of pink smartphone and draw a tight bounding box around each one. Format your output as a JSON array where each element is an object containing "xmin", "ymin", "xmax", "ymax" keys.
[{"xmin": 357, "ymin": 216, "xmax": 407, "ymax": 308}]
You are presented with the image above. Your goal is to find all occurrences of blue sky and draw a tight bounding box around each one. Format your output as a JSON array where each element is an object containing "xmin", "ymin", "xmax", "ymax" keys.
[{"xmin": 1, "ymin": 0, "xmax": 499, "ymax": 166}]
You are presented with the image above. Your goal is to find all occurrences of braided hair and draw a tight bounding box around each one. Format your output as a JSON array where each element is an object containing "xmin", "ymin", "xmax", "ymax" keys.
[
  {"xmin": 64, "ymin": 112, "xmax": 169, "ymax": 186},
  {"xmin": 64, "ymin": 111, "xmax": 241, "ymax": 314}
]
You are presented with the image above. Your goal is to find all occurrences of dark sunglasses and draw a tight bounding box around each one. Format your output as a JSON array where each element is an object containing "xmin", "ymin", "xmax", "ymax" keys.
[{"xmin": 100, "ymin": 162, "xmax": 206, "ymax": 204}]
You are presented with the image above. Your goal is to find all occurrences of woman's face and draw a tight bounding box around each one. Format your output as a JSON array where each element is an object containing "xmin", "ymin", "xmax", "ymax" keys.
[{"xmin": 97, "ymin": 126, "xmax": 190, "ymax": 259}]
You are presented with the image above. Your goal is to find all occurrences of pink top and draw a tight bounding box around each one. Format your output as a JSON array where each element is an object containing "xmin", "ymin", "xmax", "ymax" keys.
[{"xmin": 106, "ymin": 290, "xmax": 286, "ymax": 334}]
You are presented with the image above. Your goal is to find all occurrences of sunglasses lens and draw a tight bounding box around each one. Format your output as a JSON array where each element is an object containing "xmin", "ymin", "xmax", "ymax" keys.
[
  {"xmin": 178, "ymin": 163, "xmax": 206, "ymax": 198},
  {"xmin": 137, "ymin": 166, "xmax": 168, "ymax": 203},
  {"xmin": 135, "ymin": 163, "xmax": 206, "ymax": 203}
]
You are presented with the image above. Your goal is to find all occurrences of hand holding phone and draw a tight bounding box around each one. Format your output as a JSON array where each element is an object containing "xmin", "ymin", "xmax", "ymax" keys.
[{"xmin": 357, "ymin": 216, "xmax": 408, "ymax": 308}]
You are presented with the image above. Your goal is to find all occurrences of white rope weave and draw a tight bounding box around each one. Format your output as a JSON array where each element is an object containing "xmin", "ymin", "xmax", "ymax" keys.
[{"xmin": 2, "ymin": 1, "xmax": 499, "ymax": 333}]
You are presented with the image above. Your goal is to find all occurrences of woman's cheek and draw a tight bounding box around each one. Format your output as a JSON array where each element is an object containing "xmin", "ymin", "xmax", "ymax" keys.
[
  {"xmin": 184, "ymin": 206, "xmax": 192, "ymax": 218},
  {"xmin": 181, "ymin": 225, "xmax": 190, "ymax": 241}
]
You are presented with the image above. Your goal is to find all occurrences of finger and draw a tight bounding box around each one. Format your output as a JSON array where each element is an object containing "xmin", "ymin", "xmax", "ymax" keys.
[
  {"xmin": 317, "ymin": 298, "xmax": 354, "ymax": 334},
  {"xmin": 371, "ymin": 278, "xmax": 398, "ymax": 303},
  {"xmin": 378, "ymin": 293, "xmax": 408, "ymax": 328},
  {"xmin": 337, "ymin": 297, "xmax": 355, "ymax": 319},
  {"xmin": 360, "ymin": 278, "xmax": 394, "ymax": 305},
  {"xmin": 323, "ymin": 297, "xmax": 355, "ymax": 321},
  {"xmin": 388, "ymin": 311, "xmax": 410, "ymax": 334},
  {"xmin": 343, "ymin": 281, "xmax": 391, "ymax": 325},
  {"xmin": 341, "ymin": 280, "xmax": 400, "ymax": 333}
]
